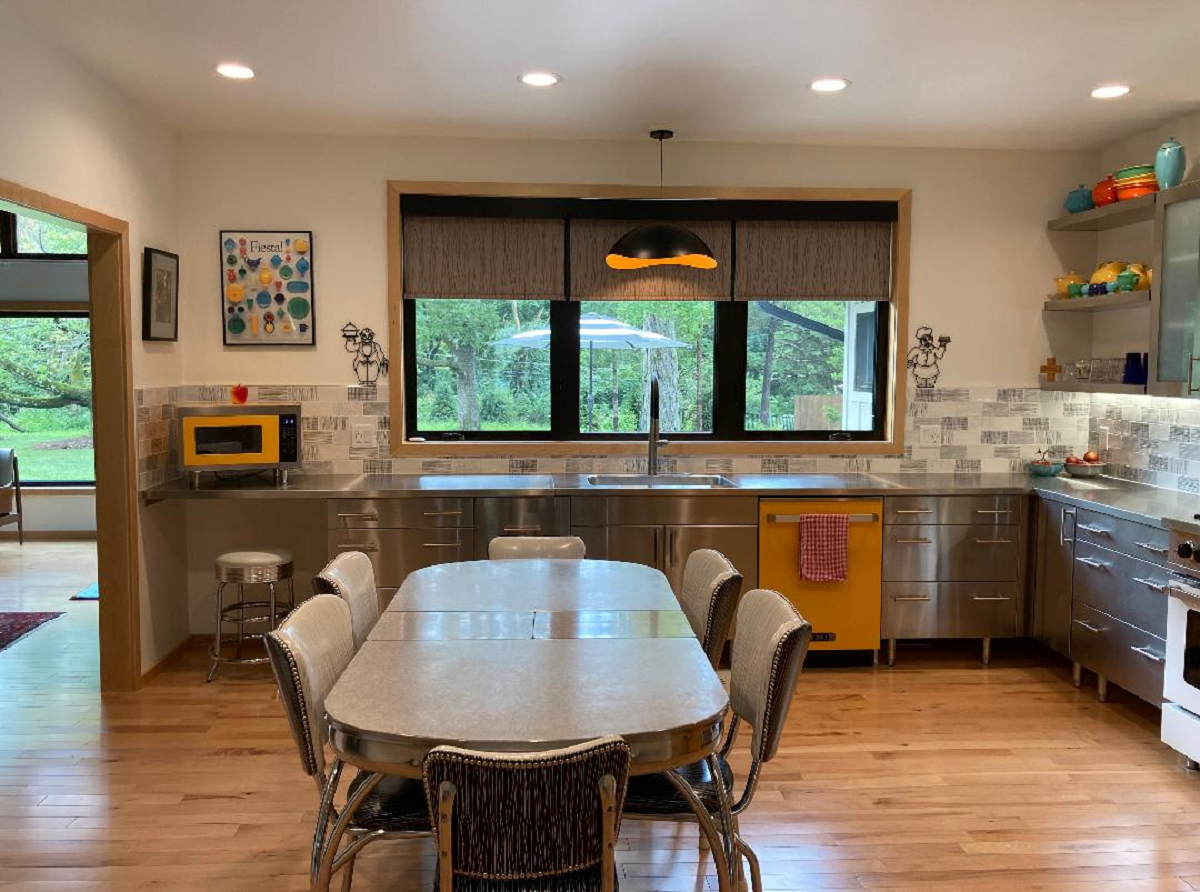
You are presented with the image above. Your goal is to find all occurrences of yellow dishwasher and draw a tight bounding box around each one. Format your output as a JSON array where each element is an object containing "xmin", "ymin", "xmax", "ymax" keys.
[{"xmin": 758, "ymin": 499, "xmax": 882, "ymax": 651}]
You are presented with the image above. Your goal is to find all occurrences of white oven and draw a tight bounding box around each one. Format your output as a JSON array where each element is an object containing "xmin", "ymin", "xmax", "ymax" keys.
[{"xmin": 1161, "ymin": 532, "xmax": 1200, "ymax": 767}]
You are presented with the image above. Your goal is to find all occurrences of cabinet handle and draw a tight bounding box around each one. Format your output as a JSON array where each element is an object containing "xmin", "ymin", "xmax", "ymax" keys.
[
  {"xmin": 896, "ymin": 509, "xmax": 933, "ymax": 515},
  {"xmin": 1061, "ymin": 506, "xmax": 1076, "ymax": 547},
  {"xmin": 1130, "ymin": 645, "xmax": 1166, "ymax": 664},
  {"xmin": 503, "ymin": 526, "xmax": 540, "ymax": 534},
  {"xmin": 974, "ymin": 538, "xmax": 1013, "ymax": 545},
  {"xmin": 895, "ymin": 538, "xmax": 932, "ymax": 544},
  {"xmin": 1190, "ymin": 353, "xmax": 1200, "ymax": 395},
  {"xmin": 971, "ymin": 595, "xmax": 1011, "ymax": 601},
  {"xmin": 669, "ymin": 528, "xmax": 678, "ymax": 567},
  {"xmin": 422, "ymin": 542, "xmax": 460, "ymax": 549},
  {"xmin": 423, "ymin": 510, "xmax": 463, "ymax": 517},
  {"xmin": 1077, "ymin": 557, "xmax": 1109, "ymax": 570},
  {"xmin": 1076, "ymin": 524, "xmax": 1110, "ymax": 536},
  {"xmin": 1132, "ymin": 576, "xmax": 1167, "ymax": 593},
  {"xmin": 336, "ymin": 543, "xmax": 379, "ymax": 553},
  {"xmin": 892, "ymin": 595, "xmax": 932, "ymax": 602},
  {"xmin": 975, "ymin": 509, "xmax": 1012, "ymax": 515},
  {"xmin": 1135, "ymin": 542, "xmax": 1169, "ymax": 556},
  {"xmin": 1073, "ymin": 619, "xmax": 1104, "ymax": 633},
  {"xmin": 337, "ymin": 512, "xmax": 378, "ymax": 520},
  {"xmin": 653, "ymin": 530, "xmax": 659, "ymax": 566}
]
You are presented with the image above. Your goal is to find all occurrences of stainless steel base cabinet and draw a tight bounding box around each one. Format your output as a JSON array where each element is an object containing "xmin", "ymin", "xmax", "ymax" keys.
[{"xmin": 1033, "ymin": 497, "xmax": 1075, "ymax": 658}]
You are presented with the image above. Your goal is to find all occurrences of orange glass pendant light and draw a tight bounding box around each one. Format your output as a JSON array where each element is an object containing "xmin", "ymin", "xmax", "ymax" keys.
[{"xmin": 606, "ymin": 130, "xmax": 717, "ymax": 271}]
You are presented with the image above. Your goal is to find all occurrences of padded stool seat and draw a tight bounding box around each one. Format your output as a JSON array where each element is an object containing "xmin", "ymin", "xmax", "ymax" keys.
[{"xmin": 208, "ymin": 547, "xmax": 296, "ymax": 682}]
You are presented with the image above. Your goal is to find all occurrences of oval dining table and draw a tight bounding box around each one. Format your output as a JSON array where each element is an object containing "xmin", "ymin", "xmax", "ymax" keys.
[{"xmin": 315, "ymin": 558, "xmax": 738, "ymax": 891}]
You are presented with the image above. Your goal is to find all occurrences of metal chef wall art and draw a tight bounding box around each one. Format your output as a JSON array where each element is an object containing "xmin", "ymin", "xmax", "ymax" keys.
[
  {"xmin": 907, "ymin": 325, "xmax": 951, "ymax": 389},
  {"xmin": 220, "ymin": 231, "xmax": 316, "ymax": 346},
  {"xmin": 341, "ymin": 322, "xmax": 389, "ymax": 385}
]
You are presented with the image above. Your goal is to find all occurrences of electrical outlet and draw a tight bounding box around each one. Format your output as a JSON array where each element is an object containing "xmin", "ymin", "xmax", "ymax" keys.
[
  {"xmin": 352, "ymin": 423, "xmax": 375, "ymax": 447},
  {"xmin": 919, "ymin": 427, "xmax": 941, "ymax": 447}
]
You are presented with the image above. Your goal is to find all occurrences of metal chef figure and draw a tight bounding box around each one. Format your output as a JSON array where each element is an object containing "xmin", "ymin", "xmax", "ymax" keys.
[
  {"xmin": 907, "ymin": 326, "xmax": 950, "ymax": 389},
  {"xmin": 341, "ymin": 322, "xmax": 389, "ymax": 385}
]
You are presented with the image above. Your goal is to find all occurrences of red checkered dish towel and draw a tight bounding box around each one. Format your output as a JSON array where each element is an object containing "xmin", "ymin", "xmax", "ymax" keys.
[{"xmin": 799, "ymin": 513, "xmax": 849, "ymax": 582}]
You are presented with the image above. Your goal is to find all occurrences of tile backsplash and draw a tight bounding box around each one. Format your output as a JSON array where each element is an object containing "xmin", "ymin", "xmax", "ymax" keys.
[
  {"xmin": 135, "ymin": 383, "xmax": 1102, "ymax": 490},
  {"xmin": 1091, "ymin": 393, "xmax": 1200, "ymax": 493}
]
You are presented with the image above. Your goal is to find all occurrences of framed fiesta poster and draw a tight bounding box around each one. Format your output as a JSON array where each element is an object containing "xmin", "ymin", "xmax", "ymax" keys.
[{"xmin": 220, "ymin": 230, "xmax": 315, "ymax": 346}]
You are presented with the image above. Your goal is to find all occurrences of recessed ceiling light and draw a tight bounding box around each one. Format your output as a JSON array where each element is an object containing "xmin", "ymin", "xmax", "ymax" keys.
[
  {"xmin": 810, "ymin": 77, "xmax": 850, "ymax": 93},
  {"xmin": 215, "ymin": 63, "xmax": 255, "ymax": 80},
  {"xmin": 1091, "ymin": 83, "xmax": 1131, "ymax": 99},
  {"xmin": 519, "ymin": 71, "xmax": 560, "ymax": 88}
]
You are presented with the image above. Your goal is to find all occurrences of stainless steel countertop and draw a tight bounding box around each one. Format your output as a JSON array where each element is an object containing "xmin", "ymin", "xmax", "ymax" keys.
[{"xmin": 141, "ymin": 471, "xmax": 1200, "ymax": 530}]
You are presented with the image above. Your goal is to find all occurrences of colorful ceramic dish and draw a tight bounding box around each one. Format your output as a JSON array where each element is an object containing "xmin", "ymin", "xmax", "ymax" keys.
[
  {"xmin": 1117, "ymin": 184, "xmax": 1158, "ymax": 201},
  {"xmin": 1092, "ymin": 176, "xmax": 1118, "ymax": 207},
  {"xmin": 1113, "ymin": 164, "xmax": 1155, "ymax": 180}
]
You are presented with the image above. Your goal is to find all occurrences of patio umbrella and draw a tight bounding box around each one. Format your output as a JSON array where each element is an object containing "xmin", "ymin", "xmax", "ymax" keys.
[{"xmin": 494, "ymin": 312, "xmax": 686, "ymax": 431}]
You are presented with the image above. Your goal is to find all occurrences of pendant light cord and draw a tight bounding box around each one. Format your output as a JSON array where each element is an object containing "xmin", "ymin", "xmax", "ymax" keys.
[{"xmin": 659, "ymin": 139, "xmax": 664, "ymax": 199}]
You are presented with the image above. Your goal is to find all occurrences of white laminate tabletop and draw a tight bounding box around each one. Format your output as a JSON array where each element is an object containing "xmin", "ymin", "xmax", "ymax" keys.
[
  {"xmin": 387, "ymin": 559, "xmax": 681, "ymax": 612},
  {"xmin": 326, "ymin": 559, "xmax": 726, "ymax": 776}
]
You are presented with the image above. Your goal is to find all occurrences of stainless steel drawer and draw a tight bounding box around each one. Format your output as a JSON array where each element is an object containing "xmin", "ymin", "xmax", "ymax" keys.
[
  {"xmin": 884, "ymin": 495, "xmax": 1022, "ymax": 526},
  {"xmin": 327, "ymin": 528, "xmax": 474, "ymax": 586},
  {"xmin": 1073, "ymin": 509, "xmax": 1170, "ymax": 566},
  {"xmin": 882, "ymin": 582, "xmax": 1018, "ymax": 639},
  {"xmin": 474, "ymin": 497, "xmax": 570, "ymax": 559},
  {"xmin": 604, "ymin": 496, "xmax": 758, "ymax": 526},
  {"xmin": 883, "ymin": 525, "xmax": 1020, "ymax": 581},
  {"xmin": 327, "ymin": 498, "xmax": 473, "ymax": 530},
  {"xmin": 1072, "ymin": 541, "xmax": 1169, "ymax": 638},
  {"xmin": 1071, "ymin": 601, "xmax": 1165, "ymax": 705}
]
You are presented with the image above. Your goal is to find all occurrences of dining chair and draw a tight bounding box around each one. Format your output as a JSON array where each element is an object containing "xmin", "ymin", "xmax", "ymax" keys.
[
  {"xmin": 313, "ymin": 551, "xmax": 380, "ymax": 651},
  {"xmin": 488, "ymin": 535, "xmax": 587, "ymax": 560},
  {"xmin": 266, "ymin": 594, "xmax": 430, "ymax": 892},
  {"xmin": 678, "ymin": 549, "xmax": 744, "ymax": 668},
  {"xmin": 0, "ymin": 449, "xmax": 23, "ymax": 545},
  {"xmin": 422, "ymin": 735, "xmax": 631, "ymax": 892},
  {"xmin": 621, "ymin": 589, "xmax": 812, "ymax": 892}
]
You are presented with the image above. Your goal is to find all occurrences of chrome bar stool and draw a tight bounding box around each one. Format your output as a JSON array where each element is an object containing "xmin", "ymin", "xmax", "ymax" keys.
[{"xmin": 207, "ymin": 548, "xmax": 296, "ymax": 682}]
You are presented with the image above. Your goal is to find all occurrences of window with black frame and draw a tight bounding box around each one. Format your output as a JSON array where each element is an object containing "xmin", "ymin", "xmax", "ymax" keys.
[
  {"xmin": 0, "ymin": 312, "xmax": 94, "ymax": 484},
  {"xmin": 401, "ymin": 197, "xmax": 894, "ymax": 443}
]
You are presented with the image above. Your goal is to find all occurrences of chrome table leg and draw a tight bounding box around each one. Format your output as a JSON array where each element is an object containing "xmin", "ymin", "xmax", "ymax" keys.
[{"xmin": 708, "ymin": 753, "xmax": 738, "ymax": 892}]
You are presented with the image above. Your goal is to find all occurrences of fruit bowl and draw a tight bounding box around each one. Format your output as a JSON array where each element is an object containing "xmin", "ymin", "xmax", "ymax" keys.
[
  {"xmin": 1028, "ymin": 461, "xmax": 1064, "ymax": 477},
  {"xmin": 1064, "ymin": 461, "xmax": 1107, "ymax": 477}
]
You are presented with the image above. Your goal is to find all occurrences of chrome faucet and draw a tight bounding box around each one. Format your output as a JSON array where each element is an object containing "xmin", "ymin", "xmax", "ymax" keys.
[{"xmin": 648, "ymin": 375, "xmax": 667, "ymax": 475}]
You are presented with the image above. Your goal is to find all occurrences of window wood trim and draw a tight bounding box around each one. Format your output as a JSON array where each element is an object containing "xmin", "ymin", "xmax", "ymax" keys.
[{"xmin": 386, "ymin": 180, "xmax": 911, "ymax": 457}]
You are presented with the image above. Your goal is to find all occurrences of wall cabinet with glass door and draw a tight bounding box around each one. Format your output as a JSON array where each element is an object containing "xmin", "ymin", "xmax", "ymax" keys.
[{"xmin": 1150, "ymin": 180, "xmax": 1200, "ymax": 396}]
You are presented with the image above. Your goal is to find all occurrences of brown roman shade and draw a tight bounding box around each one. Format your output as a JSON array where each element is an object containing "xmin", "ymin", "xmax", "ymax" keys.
[
  {"xmin": 570, "ymin": 220, "xmax": 731, "ymax": 300},
  {"xmin": 402, "ymin": 216, "xmax": 564, "ymax": 299},
  {"xmin": 734, "ymin": 220, "xmax": 892, "ymax": 301}
]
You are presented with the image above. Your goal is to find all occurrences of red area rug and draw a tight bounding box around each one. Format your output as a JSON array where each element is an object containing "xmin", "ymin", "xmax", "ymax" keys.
[{"xmin": 0, "ymin": 612, "xmax": 63, "ymax": 653}]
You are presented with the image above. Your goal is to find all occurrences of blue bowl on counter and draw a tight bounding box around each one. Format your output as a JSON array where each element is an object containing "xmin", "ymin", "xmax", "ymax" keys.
[{"xmin": 1028, "ymin": 461, "xmax": 1064, "ymax": 477}]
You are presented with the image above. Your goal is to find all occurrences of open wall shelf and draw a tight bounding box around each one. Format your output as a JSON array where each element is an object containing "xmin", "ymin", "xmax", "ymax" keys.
[
  {"xmin": 1043, "ymin": 291, "xmax": 1151, "ymax": 313},
  {"xmin": 1047, "ymin": 193, "xmax": 1156, "ymax": 232}
]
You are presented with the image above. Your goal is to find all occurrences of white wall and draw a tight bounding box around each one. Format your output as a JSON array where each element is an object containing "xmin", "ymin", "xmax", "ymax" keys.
[
  {"xmin": 0, "ymin": 13, "xmax": 188, "ymax": 671},
  {"xmin": 177, "ymin": 134, "xmax": 1096, "ymax": 389},
  {"xmin": 11, "ymin": 492, "xmax": 96, "ymax": 533}
]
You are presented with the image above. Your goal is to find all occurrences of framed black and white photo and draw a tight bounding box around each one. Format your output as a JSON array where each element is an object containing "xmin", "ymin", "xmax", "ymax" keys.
[
  {"xmin": 141, "ymin": 247, "xmax": 179, "ymax": 341},
  {"xmin": 219, "ymin": 230, "xmax": 315, "ymax": 346}
]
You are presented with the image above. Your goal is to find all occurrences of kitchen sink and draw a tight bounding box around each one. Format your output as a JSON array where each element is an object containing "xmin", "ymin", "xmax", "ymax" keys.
[{"xmin": 586, "ymin": 473, "xmax": 738, "ymax": 489}]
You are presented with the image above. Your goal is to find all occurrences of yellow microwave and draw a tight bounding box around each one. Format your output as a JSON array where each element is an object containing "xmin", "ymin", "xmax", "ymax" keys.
[{"xmin": 178, "ymin": 403, "xmax": 301, "ymax": 486}]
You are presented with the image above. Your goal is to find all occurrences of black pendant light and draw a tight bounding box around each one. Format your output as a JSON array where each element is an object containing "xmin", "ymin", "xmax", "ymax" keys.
[{"xmin": 606, "ymin": 130, "xmax": 717, "ymax": 271}]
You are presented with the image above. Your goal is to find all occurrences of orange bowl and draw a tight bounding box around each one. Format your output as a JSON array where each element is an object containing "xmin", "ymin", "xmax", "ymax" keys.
[{"xmin": 1117, "ymin": 184, "xmax": 1158, "ymax": 201}]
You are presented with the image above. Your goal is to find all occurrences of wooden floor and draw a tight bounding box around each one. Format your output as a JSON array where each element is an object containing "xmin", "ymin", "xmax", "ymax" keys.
[{"xmin": 4, "ymin": 542, "xmax": 1200, "ymax": 891}]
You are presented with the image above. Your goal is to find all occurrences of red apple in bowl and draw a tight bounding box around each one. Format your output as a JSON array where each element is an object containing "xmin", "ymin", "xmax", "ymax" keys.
[
  {"xmin": 1083, "ymin": 450, "xmax": 1100, "ymax": 463},
  {"xmin": 1065, "ymin": 455, "xmax": 1082, "ymax": 464}
]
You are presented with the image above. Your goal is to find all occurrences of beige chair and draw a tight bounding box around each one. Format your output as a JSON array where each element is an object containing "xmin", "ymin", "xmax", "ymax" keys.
[
  {"xmin": 265, "ymin": 595, "xmax": 430, "ymax": 891},
  {"xmin": 622, "ymin": 589, "xmax": 812, "ymax": 892},
  {"xmin": 313, "ymin": 551, "xmax": 380, "ymax": 651},
  {"xmin": 0, "ymin": 449, "xmax": 23, "ymax": 545},
  {"xmin": 678, "ymin": 549, "xmax": 744, "ymax": 668},
  {"xmin": 488, "ymin": 535, "xmax": 586, "ymax": 560},
  {"xmin": 422, "ymin": 736, "xmax": 631, "ymax": 892}
]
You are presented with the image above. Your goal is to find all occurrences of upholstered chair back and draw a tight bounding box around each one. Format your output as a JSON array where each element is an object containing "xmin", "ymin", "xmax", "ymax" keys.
[
  {"xmin": 678, "ymin": 548, "xmax": 743, "ymax": 667},
  {"xmin": 314, "ymin": 551, "xmax": 380, "ymax": 651},
  {"xmin": 488, "ymin": 536, "xmax": 586, "ymax": 560}
]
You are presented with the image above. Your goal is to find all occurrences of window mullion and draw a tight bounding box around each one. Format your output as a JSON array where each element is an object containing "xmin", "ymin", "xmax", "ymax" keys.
[{"xmin": 549, "ymin": 300, "xmax": 580, "ymax": 439}]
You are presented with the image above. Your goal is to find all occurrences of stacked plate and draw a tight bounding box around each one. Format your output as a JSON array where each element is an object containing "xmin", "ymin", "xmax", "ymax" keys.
[{"xmin": 1112, "ymin": 164, "xmax": 1158, "ymax": 201}]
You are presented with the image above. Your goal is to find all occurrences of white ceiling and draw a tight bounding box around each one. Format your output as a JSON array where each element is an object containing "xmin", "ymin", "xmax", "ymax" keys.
[{"xmin": 8, "ymin": 0, "xmax": 1200, "ymax": 149}]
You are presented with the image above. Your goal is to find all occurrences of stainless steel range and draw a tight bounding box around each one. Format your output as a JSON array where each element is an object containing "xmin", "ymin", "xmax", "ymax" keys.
[{"xmin": 1160, "ymin": 520, "xmax": 1200, "ymax": 769}]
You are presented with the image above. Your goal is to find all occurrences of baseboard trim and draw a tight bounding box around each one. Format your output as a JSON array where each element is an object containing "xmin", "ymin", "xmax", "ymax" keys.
[
  {"xmin": 0, "ymin": 530, "xmax": 97, "ymax": 541},
  {"xmin": 139, "ymin": 635, "xmax": 207, "ymax": 685}
]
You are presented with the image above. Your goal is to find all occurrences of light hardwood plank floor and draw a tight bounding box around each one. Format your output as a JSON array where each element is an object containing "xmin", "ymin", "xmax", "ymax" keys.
[{"xmin": 3, "ymin": 542, "xmax": 1200, "ymax": 890}]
